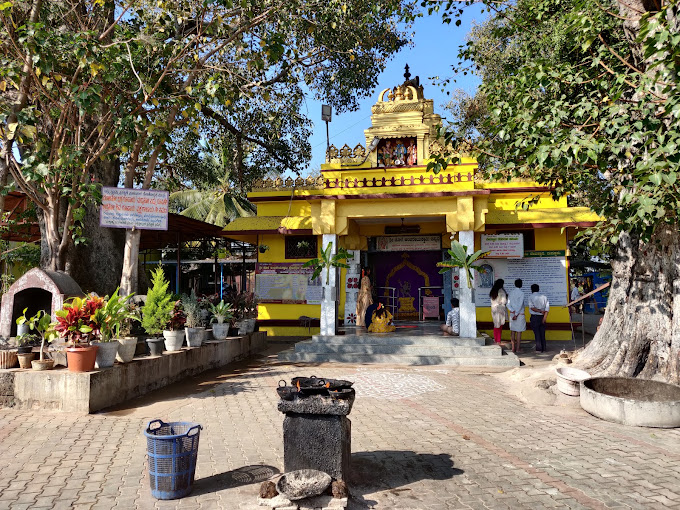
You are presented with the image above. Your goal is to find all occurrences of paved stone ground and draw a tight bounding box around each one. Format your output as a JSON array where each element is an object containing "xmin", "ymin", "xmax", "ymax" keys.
[{"xmin": 1, "ymin": 342, "xmax": 679, "ymax": 510}]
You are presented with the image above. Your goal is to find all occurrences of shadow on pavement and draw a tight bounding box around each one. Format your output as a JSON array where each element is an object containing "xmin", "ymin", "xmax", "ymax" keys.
[
  {"xmin": 191, "ymin": 464, "xmax": 280, "ymax": 496},
  {"xmin": 349, "ymin": 450, "xmax": 463, "ymax": 508}
]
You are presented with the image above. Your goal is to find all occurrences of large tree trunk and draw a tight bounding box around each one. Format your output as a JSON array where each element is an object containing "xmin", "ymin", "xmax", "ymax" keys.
[
  {"xmin": 120, "ymin": 228, "xmax": 141, "ymax": 296},
  {"xmin": 576, "ymin": 227, "xmax": 680, "ymax": 384},
  {"xmin": 64, "ymin": 160, "xmax": 124, "ymax": 295}
]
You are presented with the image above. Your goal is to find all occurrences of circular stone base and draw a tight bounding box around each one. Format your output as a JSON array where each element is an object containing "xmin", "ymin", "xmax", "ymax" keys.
[{"xmin": 580, "ymin": 377, "xmax": 680, "ymax": 428}]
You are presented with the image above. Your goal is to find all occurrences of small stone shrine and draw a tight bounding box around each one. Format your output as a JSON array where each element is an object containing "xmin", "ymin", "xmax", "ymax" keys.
[
  {"xmin": 259, "ymin": 376, "xmax": 354, "ymax": 509},
  {"xmin": 0, "ymin": 268, "xmax": 84, "ymax": 338}
]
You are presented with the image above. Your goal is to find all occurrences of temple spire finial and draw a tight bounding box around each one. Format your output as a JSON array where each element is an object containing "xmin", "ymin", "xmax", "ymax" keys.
[{"xmin": 404, "ymin": 63, "xmax": 411, "ymax": 82}]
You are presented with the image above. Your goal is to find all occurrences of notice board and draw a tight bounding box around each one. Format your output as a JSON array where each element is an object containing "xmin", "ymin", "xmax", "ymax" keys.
[
  {"xmin": 475, "ymin": 251, "xmax": 568, "ymax": 307},
  {"xmin": 255, "ymin": 263, "xmax": 322, "ymax": 304},
  {"xmin": 100, "ymin": 187, "xmax": 169, "ymax": 230}
]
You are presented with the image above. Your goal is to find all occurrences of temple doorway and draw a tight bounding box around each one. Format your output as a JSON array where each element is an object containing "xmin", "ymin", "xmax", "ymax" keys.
[{"xmin": 368, "ymin": 250, "xmax": 444, "ymax": 321}]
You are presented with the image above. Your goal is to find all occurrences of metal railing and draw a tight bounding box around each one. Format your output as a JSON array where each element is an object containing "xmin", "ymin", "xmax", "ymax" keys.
[
  {"xmin": 418, "ymin": 286, "xmax": 444, "ymax": 321},
  {"xmin": 375, "ymin": 286, "xmax": 397, "ymax": 319}
]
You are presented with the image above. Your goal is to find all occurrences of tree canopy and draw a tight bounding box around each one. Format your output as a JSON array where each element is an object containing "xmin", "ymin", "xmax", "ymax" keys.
[
  {"xmin": 427, "ymin": 0, "xmax": 679, "ymax": 248},
  {"xmin": 1, "ymin": 0, "xmax": 417, "ymax": 284},
  {"xmin": 426, "ymin": 0, "xmax": 680, "ymax": 382}
]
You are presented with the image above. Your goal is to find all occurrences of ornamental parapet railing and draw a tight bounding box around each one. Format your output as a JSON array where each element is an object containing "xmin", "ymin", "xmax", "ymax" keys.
[
  {"xmin": 326, "ymin": 143, "xmax": 367, "ymax": 164},
  {"xmin": 251, "ymin": 171, "xmax": 474, "ymax": 192},
  {"xmin": 324, "ymin": 171, "xmax": 473, "ymax": 190}
]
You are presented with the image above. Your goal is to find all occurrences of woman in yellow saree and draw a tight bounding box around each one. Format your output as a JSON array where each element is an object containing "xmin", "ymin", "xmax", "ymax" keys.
[{"xmin": 368, "ymin": 305, "xmax": 396, "ymax": 333}]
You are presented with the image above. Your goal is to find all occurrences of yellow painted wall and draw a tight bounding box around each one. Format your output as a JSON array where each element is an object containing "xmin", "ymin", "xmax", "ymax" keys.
[{"xmin": 256, "ymin": 234, "xmax": 321, "ymax": 324}]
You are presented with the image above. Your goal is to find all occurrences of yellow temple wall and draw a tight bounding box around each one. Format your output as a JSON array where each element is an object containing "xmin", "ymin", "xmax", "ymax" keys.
[{"xmin": 473, "ymin": 227, "xmax": 572, "ymax": 341}]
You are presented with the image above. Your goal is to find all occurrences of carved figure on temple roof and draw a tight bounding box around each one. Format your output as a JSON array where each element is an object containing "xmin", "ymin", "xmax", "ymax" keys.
[{"xmin": 407, "ymin": 142, "xmax": 417, "ymax": 165}]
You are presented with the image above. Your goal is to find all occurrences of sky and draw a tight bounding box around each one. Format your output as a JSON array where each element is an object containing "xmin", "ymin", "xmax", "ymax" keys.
[{"xmin": 299, "ymin": 5, "xmax": 486, "ymax": 173}]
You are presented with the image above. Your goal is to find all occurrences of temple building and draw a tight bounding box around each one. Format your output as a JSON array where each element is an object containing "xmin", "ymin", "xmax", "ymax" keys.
[{"xmin": 222, "ymin": 71, "xmax": 599, "ymax": 340}]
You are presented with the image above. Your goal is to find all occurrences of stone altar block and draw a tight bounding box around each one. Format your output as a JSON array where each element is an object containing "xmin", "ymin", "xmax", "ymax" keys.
[{"xmin": 278, "ymin": 392, "xmax": 354, "ymax": 482}]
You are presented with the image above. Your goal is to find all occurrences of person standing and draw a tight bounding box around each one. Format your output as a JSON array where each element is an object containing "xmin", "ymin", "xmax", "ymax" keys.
[
  {"xmin": 529, "ymin": 283, "xmax": 550, "ymax": 352},
  {"xmin": 440, "ymin": 298, "xmax": 460, "ymax": 336},
  {"xmin": 489, "ymin": 279, "xmax": 507, "ymax": 344},
  {"xmin": 507, "ymin": 279, "xmax": 526, "ymax": 353},
  {"xmin": 356, "ymin": 267, "xmax": 374, "ymax": 327},
  {"xmin": 569, "ymin": 283, "xmax": 581, "ymax": 314}
]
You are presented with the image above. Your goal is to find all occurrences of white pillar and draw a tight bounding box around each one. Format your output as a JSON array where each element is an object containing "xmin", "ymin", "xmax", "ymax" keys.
[
  {"xmin": 343, "ymin": 250, "xmax": 361, "ymax": 326},
  {"xmin": 458, "ymin": 230, "xmax": 478, "ymax": 338},
  {"xmin": 320, "ymin": 234, "xmax": 338, "ymax": 336}
]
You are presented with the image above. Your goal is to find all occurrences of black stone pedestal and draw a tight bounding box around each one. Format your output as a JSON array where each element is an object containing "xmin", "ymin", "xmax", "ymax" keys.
[{"xmin": 283, "ymin": 413, "xmax": 351, "ymax": 481}]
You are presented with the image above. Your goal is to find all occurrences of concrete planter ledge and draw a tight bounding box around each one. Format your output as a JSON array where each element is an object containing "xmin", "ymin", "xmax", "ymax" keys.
[
  {"xmin": 3, "ymin": 333, "xmax": 266, "ymax": 414},
  {"xmin": 580, "ymin": 377, "xmax": 680, "ymax": 428}
]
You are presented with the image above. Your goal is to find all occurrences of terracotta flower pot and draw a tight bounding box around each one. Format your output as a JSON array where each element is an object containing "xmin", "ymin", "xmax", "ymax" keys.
[
  {"xmin": 66, "ymin": 345, "xmax": 98, "ymax": 373},
  {"xmin": 0, "ymin": 350, "xmax": 18, "ymax": 369},
  {"xmin": 17, "ymin": 352, "xmax": 35, "ymax": 369},
  {"xmin": 116, "ymin": 337, "xmax": 138, "ymax": 363},
  {"xmin": 31, "ymin": 359, "xmax": 55, "ymax": 371}
]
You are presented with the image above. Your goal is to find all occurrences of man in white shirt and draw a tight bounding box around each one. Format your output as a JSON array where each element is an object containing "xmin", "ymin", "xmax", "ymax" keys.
[
  {"xmin": 529, "ymin": 284, "xmax": 550, "ymax": 352},
  {"xmin": 569, "ymin": 284, "xmax": 581, "ymax": 314},
  {"xmin": 506, "ymin": 279, "xmax": 526, "ymax": 353},
  {"xmin": 440, "ymin": 298, "xmax": 460, "ymax": 336}
]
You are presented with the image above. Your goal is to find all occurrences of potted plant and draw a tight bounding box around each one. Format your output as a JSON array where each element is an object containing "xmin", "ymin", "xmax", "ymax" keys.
[
  {"xmin": 183, "ymin": 291, "xmax": 204, "ymax": 347},
  {"xmin": 54, "ymin": 295, "xmax": 103, "ymax": 372},
  {"xmin": 92, "ymin": 288, "xmax": 138, "ymax": 367},
  {"xmin": 0, "ymin": 342, "xmax": 18, "ymax": 369},
  {"xmin": 232, "ymin": 292, "xmax": 259, "ymax": 335},
  {"xmin": 163, "ymin": 301, "xmax": 186, "ymax": 351},
  {"xmin": 209, "ymin": 300, "xmax": 233, "ymax": 340},
  {"xmin": 15, "ymin": 308, "xmax": 32, "ymax": 338},
  {"xmin": 436, "ymin": 241, "xmax": 489, "ymax": 289},
  {"xmin": 141, "ymin": 266, "xmax": 174, "ymax": 356},
  {"xmin": 115, "ymin": 301, "xmax": 141, "ymax": 363},
  {"xmin": 27, "ymin": 310, "xmax": 56, "ymax": 371}
]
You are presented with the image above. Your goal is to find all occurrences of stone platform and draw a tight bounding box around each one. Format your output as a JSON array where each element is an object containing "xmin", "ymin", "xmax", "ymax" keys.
[
  {"xmin": 278, "ymin": 323, "xmax": 519, "ymax": 366},
  {"xmin": 1, "ymin": 332, "xmax": 266, "ymax": 413}
]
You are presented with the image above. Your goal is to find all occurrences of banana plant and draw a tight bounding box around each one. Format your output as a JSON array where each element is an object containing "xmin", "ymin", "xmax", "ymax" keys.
[
  {"xmin": 303, "ymin": 242, "xmax": 351, "ymax": 286},
  {"xmin": 437, "ymin": 241, "xmax": 490, "ymax": 289}
]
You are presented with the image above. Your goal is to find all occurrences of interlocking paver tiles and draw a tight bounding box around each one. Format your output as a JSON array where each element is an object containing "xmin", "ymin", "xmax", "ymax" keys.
[{"xmin": 1, "ymin": 347, "xmax": 679, "ymax": 509}]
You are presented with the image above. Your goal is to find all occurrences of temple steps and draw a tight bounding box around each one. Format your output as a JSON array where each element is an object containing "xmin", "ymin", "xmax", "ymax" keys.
[{"xmin": 278, "ymin": 334, "xmax": 520, "ymax": 367}]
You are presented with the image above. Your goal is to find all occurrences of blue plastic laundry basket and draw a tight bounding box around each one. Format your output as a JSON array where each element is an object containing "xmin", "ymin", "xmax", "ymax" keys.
[{"xmin": 144, "ymin": 420, "xmax": 202, "ymax": 500}]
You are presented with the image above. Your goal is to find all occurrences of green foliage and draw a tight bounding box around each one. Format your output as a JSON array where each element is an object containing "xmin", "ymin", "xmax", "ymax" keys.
[
  {"xmin": 209, "ymin": 300, "xmax": 233, "ymax": 325},
  {"xmin": 95, "ymin": 288, "xmax": 139, "ymax": 341},
  {"xmin": 437, "ymin": 241, "xmax": 489, "ymax": 289},
  {"xmin": 16, "ymin": 309, "xmax": 54, "ymax": 361},
  {"xmin": 1, "ymin": 1, "xmax": 416, "ymax": 272},
  {"xmin": 425, "ymin": 0, "xmax": 680, "ymax": 250},
  {"xmin": 181, "ymin": 290, "xmax": 202, "ymax": 328},
  {"xmin": 141, "ymin": 266, "xmax": 174, "ymax": 335},
  {"xmin": 303, "ymin": 242, "xmax": 351, "ymax": 286},
  {"xmin": 168, "ymin": 138, "xmax": 256, "ymax": 226}
]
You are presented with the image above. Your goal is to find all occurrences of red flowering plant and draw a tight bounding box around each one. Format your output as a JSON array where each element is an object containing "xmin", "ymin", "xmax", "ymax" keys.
[
  {"xmin": 53, "ymin": 295, "xmax": 105, "ymax": 346},
  {"xmin": 167, "ymin": 300, "xmax": 186, "ymax": 331}
]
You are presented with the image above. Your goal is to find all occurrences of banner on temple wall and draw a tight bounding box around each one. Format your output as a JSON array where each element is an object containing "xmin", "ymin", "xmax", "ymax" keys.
[
  {"xmin": 100, "ymin": 187, "xmax": 169, "ymax": 230},
  {"xmin": 481, "ymin": 234, "xmax": 524, "ymax": 258},
  {"xmin": 475, "ymin": 252, "xmax": 568, "ymax": 307},
  {"xmin": 255, "ymin": 263, "xmax": 322, "ymax": 304},
  {"xmin": 376, "ymin": 235, "xmax": 441, "ymax": 252}
]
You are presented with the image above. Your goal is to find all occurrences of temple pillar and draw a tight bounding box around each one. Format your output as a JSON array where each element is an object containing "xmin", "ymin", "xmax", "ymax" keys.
[
  {"xmin": 458, "ymin": 230, "xmax": 477, "ymax": 338},
  {"xmin": 320, "ymin": 234, "xmax": 338, "ymax": 336}
]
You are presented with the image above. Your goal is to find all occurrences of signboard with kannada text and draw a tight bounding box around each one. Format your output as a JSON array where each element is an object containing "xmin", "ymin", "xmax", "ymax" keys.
[
  {"xmin": 376, "ymin": 235, "xmax": 441, "ymax": 252},
  {"xmin": 255, "ymin": 263, "xmax": 322, "ymax": 304},
  {"xmin": 100, "ymin": 187, "xmax": 169, "ymax": 230},
  {"xmin": 481, "ymin": 234, "xmax": 524, "ymax": 258}
]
